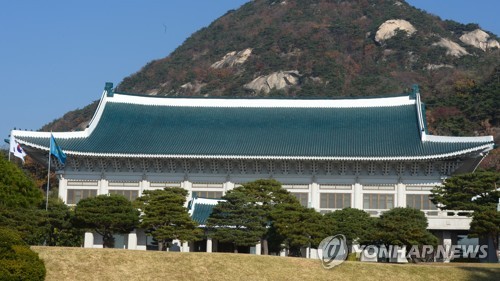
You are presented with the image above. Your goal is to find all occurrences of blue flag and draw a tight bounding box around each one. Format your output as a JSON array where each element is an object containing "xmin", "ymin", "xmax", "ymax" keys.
[{"xmin": 50, "ymin": 135, "xmax": 66, "ymax": 165}]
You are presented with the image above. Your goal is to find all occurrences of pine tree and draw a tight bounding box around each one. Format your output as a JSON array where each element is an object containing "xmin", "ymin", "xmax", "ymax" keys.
[
  {"xmin": 74, "ymin": 194, "xmax": 139, "ymax": 248},
  {"xmin": 135, "ymin": 188, "xmax": 202, "ymax": 251},
  {"xmin": 270, "ymin": 202, "xmax": 328, "ymax": 256},
  {"xmin": 207, "ymin": 189, "xmax": 266, "ymax": 253}
]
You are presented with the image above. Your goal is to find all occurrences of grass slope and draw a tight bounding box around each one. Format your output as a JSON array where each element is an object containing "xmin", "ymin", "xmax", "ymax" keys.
[{"xmin": 33, "ymin": 246, "xmax": 500, "ymax": 281}]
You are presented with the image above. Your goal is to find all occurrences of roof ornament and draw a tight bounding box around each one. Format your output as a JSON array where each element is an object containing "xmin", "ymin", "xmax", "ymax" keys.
[
  {"xmin": 413, "ymin": 84, "xmax": 427, "ymax": 141},
  {"xmin": 105, "ymin": 82, "xmax": 114, "ymax": 97},
  {"xmin": 410, "ymin": 84, "xmax": 419, "ymax": 100}
]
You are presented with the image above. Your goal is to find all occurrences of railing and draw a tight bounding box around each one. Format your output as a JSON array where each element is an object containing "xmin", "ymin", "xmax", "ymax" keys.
[{"xmin": 363, "ymin": 209, "xmax": 473, "ymax": 218}]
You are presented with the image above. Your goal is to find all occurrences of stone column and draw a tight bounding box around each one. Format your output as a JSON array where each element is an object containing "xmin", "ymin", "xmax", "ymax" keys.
[
  {"xmin": 396, "ymin": 183, "xmax": 406, "ymax": 208},
  {"xmin": 99, "ymin": 179, "xmax": 108, "ymax": 195},
  {"xmin": 182, "ymin": 241, "xmax": 190, "ymax": 252},
  {"xmin": 127, "ymin": 230, "xmax": 138, "ymax": 250},
  {"xmin": 140, "ymin": 179, "xmax": 149, "ymax": 196},
  {"xmin": 224, "ymin": 181, "xmax": 235, "ymax": 194},
  {"xmin": 206, "ymin": 237, "xmax": 213, "ymax": 253},
  {"xmin": 255, "ymin": 241, "xmax": 261, "ymax": 255},
  {"xmin": 84, "ymin": 232, "xmax": 94, "ymax": 248},
  {"xmin": 58, "ymin": 177, "xmax": 68, "ymax": 203},
  {"xmin": 310, "ymin": 182, "xmax": 320, "ymax": 211},
  {"xmin": 353, "ymin": 183, "xmax": 363, "ymax": 209}
]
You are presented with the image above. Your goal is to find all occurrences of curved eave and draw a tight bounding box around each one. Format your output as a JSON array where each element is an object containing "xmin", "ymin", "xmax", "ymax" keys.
[{"xmin": 15, "ymin": 139, "xmax": 494, "ymax": 161}]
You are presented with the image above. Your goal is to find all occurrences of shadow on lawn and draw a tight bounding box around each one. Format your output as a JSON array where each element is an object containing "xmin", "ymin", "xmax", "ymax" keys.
[{"xmin": 462, "ymin": 266, "xmax": 500, "ymax": 281}]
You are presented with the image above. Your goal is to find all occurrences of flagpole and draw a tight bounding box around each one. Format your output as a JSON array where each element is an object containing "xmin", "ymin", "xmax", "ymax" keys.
[{"xmin": 45, "ymin": 134, "xmax": 52, "ymax": 211}]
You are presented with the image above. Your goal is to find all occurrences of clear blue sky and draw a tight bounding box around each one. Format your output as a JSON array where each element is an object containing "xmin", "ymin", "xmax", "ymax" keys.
[{"xmin": 1, "ymin": 0, "xmax": 499, "ymax": 146}]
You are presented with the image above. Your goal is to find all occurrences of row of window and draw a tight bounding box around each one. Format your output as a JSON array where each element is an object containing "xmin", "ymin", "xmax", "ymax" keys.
[{"xmin": 66, "ymin": 188, "xmax": 436, "ymax": 210}]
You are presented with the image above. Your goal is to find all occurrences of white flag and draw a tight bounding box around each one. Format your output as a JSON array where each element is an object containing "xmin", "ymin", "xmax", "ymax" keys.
[{"xmin": 10, "ymin": 135, "xmax": 27, "ymax": 163}]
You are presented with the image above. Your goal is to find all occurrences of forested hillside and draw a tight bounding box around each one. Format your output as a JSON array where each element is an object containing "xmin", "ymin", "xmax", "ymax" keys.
[{"xmin": 41, "ymin": 0, "xmax": 499, "ymax": 169}]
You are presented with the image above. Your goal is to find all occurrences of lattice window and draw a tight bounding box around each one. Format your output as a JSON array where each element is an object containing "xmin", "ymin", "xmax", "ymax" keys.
[
  {"xmin": 367, "ymin": 162, "xmax": 376, "ymax": 175},
  {"xmin": 363, "ymin": 194, "xmax": 394, "ymax": 209},
  {"xmin": 98, "ymin": 158, "xmax": 107, "ymax": 171},
  {"xmin": 225, "ymin": 160, "xmax": 232, "ymax": 173},
  {"xmin": 197, "ymin": 160, "xmax": 205, "ymax": 173},
  {"xmin": 425, "ymin": 162, "xmax": 434, "ymax": 175},
  {"xmin": 339, "ymin": 161, "xmax": 347, "ymax": 175},
  {"xmin": 168, "ymin": 159, "xmax": 176, "ymax": 172},
  {"xmin": 296, "ymin": 161, "xmax": 304, "ymax": 174},
  {"xmin": 111, "ymin": 159, "xmax": 120, "ymax": 172},
  {"xmin": 67, "ymin": 189, "xmax": 97, "ymax": 204},
  {"xmin": 410, "ymin": 162, "xmax": 419, "ymax": 176},
  {"xmin": 268, "ymin": 161, "xmax": 276, "ymax": 174},
  {"xmin": 396, "ymin": 162, "xmax": 405, "ymax": 175},
  {"xmin": 210, "ymin": 160, "xmax": 218, "ymax": 174},
  {"xmin": 71, "ymin": 158, "xmax": 80, "ymax": 171},
  {"xmin": 311, "ymin": 161, "xmax": 318, "ymax": 174},
  {"xmin": 282, "ymin": 161, "xmax": 290, "ymax": 174},
  {"xmin": 406, "ymin": 194, "xmax": 437, "ymax": 210},
  {"xmin": 291, "ymin": 193, "xmax": 309, "ymax": 207},
  {"xmin": 254, "ymin": 161, "xmax": 261, "ymax": 174},
  {"xmin": 85, "ymin": 158, "xmax": 94, "ymax": 171},
  {"xmin": 320, "ymin": 193, "xmax": 351, "ymax": 209},
  {"xmin": 109, "ymin": 190, "xmax": 139, "ymax": 201},
  {"xmin": 154, "ymin": 159, "xmax": 162, "ymax": 173},
  {"xmin": 126, "ymin": 159, "xmax": 134, "ymax": 171},
  {"xmin": 141, "ymin": 159, "xmax": 149, "ymax": 172},
  {"xmin": 325, "ymin": 161, "xmax": 333, "ymax": 174},
  {"xmin": 183, "ymin": 160, "xmax": 191, "ymax": 173},
  {"xmin": 353, "ymin": 162, "xmax": 361, "ymax": 175},
  {"xmin": 239, "ymin": 160, "xmax": 247, "ymax": 174},
  {"xmin": 440, "ymin": 162, "xmax": 454, "ymax": 175},
  {"xmin": 382, "ymin": 162, "xmax": 390, "ymax": 176},
  {"xmin": 192, "ymin": 191, "xmax": 223, "ymax": 199}
]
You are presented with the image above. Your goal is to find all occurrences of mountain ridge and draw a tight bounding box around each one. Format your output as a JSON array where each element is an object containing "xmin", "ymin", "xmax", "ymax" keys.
[{"xmin": 41, "ymin": 0, "xmax": 499, "ymax": 170}]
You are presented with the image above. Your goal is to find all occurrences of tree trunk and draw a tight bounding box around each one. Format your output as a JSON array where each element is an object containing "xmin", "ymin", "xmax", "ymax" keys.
[
  {"xmin": 262, "ymin": 238, "xmax": 269, "ymax": 255},
  {"xmin": 234, "ymin": 243, "xmax": 238, "ymax": 253},
  {"xmin": 158, "ymin": 241, "xmax": 164, "ymax": 251},
  {"xmin": 102, "ymin": 232, "xmax": 115, "ymax": 248}
]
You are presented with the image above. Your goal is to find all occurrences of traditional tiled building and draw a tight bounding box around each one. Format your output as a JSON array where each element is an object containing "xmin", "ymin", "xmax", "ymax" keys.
[{"xmin": 12, "ymin": 83, "xmax": 495, "ymax": 252}]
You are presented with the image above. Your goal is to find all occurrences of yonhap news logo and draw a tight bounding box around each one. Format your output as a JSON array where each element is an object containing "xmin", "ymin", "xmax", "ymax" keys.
[{"xmin": 317, "ymin": 234, "xmax": 348, "ymax": 269}]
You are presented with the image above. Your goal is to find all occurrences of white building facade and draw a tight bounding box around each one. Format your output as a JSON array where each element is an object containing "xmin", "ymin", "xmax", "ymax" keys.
[{"xmin": 12, "ymin": 83, "xmax": 495, "ymax": 253}]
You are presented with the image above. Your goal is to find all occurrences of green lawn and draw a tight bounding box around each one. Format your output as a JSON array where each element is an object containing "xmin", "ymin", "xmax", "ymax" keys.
[{"xmin": 33, "ymin": 246, "xmax": 500, "ymax": 281}]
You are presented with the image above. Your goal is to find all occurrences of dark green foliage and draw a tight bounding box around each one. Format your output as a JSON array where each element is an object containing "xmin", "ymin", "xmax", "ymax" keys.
[
  {"xmin": 270, "ymin": 203, "xmax": 328, "ymax": 256},
  {"xmin": 207, "ymin": 189, "xmax": 267, "ymax": 251},
  {"xmin": 375, "ymin": 207, "xmax": 438, "ymax": 251},
  {"xmin": 75, "ymin": 194, "xmax": 140, "ymax": 248},
  {"xmin": 469, "ymin": 210, "xmax": 500, "ymax": 257},
  {"xmin": 208, "ymin": 179, "xmax": 301, "ymax": 253},
  {"xmin": 323, "ymin": 207, "xmax": 377, "ymax": 246},
  {"xmin": 0, "ymin": 207, "xmax": 47, "ymax": 245},
  {"xmin": 0, "ymin": 228, "xmax": 46, "ymax": 281},
  {"xmin": 0, "ymin": 155, "xmax": 43, "ymax": 209},
  {"xmin": 40, "ymin": 100, "xmax": 99, "ymax": 132},
  {"xmin": 431, "ymin": 171, "xmax": 500, "ymax": 212},
  {"xmin": 135, "ymin": 188, "xmax": 203, "ymax": 250},
  {"xmin": 432, "ymin": 171, "xmax": 500, "ymax": 261},
  {"xmin": 43, "ymin": 197, "xmax": 84, "ymax": 247}
]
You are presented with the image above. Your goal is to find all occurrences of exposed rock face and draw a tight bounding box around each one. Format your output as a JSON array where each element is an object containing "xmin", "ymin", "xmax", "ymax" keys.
[
  {"xmin": 180, "ymin": 81, "xmax": 205, "ymax": 95},
  {"xmin": 460, "ymin": 29, "xmax": 500, "ymax": 51},
  {"xmin": 425, "ymin": 64, "xmax": 454, "ymax": 71},
  {"xmin": 211, "ymin": 48, "xmax": 253, "ymax": 68},
  {"xmin": 244, "ymin": 71, "xmax": 300, "ymax": 94},
  {"xmin": 375, "ymin": 19, "xmax": 416, "ymax": 43},
  {"xmin": 432, "ymin": 38, "xmax": 469, "ymax": 57}
]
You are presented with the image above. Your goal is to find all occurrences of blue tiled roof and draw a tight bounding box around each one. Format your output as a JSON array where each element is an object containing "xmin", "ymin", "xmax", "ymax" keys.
[
  {"xmin": 15, "ymin": 95, "xmax": 493, "ymax": 160},
  {"xmin": 191, "ymin": 203, "xmax": 216, "ymax": 225}
]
